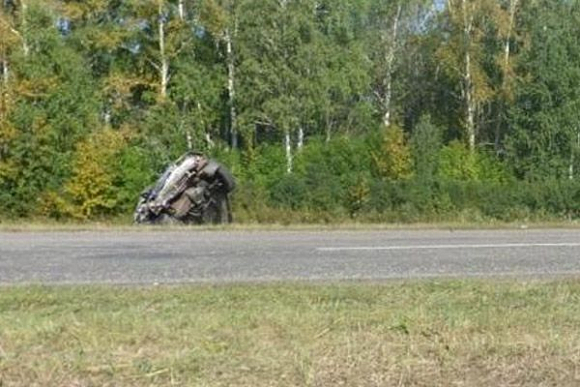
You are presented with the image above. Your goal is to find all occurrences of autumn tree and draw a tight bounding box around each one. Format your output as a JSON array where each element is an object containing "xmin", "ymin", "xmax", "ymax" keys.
[
  {"xmin": 0, "ymin": 0, "xmax": 101, "ymax": 215},
  {"xmin": 437, "ymin": 0, "xmax": 505, "ymax": 152},
  {"xmin": 0, "ymin": 2, "xmax": 21, "ymax": 167}
]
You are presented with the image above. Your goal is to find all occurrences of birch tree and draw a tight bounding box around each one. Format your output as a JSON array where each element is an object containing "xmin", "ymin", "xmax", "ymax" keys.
[
  {"xmin": 438, "ymin": 0, "xmax": 501, "ymax": 152},
  {"xmin": 309, "ymin": 0, "xmax": 371, "ymax": 142},
  {"xmin": 199, "ymin": 0, "xmax": 240, "ymax": 149},
  {"xmin": 126, "ymin": 0, "xmax": 191, "ymax": 102},
  {"xmin": 0, "ymin": 0, "xmax": 50, "ymax": 173},
  {"xmin": 235, "ymin": 0, "xmax": 309, "ymax": 173},
  {"xmin": 368, "ymin": 0, "xmax": 403, "ymax": 129},
  {"xmin": 493, "ymin": 0, "xmax": 520, "ymax": 148},
  {"xmin": 0, "ymin": 0, "xmax": 30, "ymax": 104},
  {"xmin": 0, "ymin": 0, "xmax": 29, "ymax": 56},
  {"xmin": 0, "ymin": 2, "xmax": 20, "ymax": 164},
  {"xmin": 366, "ymin": 0, "xmax": 430, "ymax": 129}
]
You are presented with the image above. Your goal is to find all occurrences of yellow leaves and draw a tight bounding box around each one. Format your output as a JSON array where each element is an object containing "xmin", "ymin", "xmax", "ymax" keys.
[
  {"xmin": 104, "ymin": 74, "xmax": 151, "ymax": 95},
  {"xmin": 0, "ymin": 19, "xmax": 22, "ymax": 49},
  {"xmin": 37, "ymin": 190, "xmax": 68, "ymax": 219},
  {"xmin": 0, "ymin": 86, "xmax": 16, "ymax": 122},
  {"xmin": 63, "ymin": 128, "xmax": 127, "ymax": 219},
  {"xmin": 86, "ymin": 28, "xmax": 128, "ymax": 51},
  {"xmin": 346, "ymin": 176, "xmax": 370, "ymax": 217},
  {"xmin": 471, "ymin": 64, "xmax": 494, "ymax": 103},
  {"xmin": 440, "ymin": 0, "xmax": 517, "ymax": 99},
  {"xmin": 104, "ymin": 73, "xmax": 155, "ymax": 110},
  {"xmin": 0, "ymin": 119, "xmax": 18, "ymax": 149},
  {"xmin": 199, "ymin": 0, "xmax": 229, "ymax": 36},
  {"xmin": 16, "ymin": 77, "xmax": 59, "ymax": 99},
  {"xmin": 438, "ymin": 0, "xmax": 517, "ymax": 145},
  {"xmin": 59, "ymin": 0, "xmax": 109, "ymax": 21},
  {"xmin": 0, "ymin": 159, "xmax": 18, "ymax": 182},
  {"xmin": 437, "ymin": 3, "xmax": 493, "ymax": 99},
  {"xmin": 59, "ymin": 2, "xmax": 85, "ymax": 20},
  {"xmin": 371, "ymin": 124, "xmax": 412, "ymax": 181}
]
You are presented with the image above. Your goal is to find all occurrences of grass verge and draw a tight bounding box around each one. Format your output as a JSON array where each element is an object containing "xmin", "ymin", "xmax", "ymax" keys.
[
  {"xmin": 2, "ymin": 219, "xmax": 580, "ymax": 232},
  {"xmin": 1, "ymin": 280, "xmax": 580, "ymax": 386}
]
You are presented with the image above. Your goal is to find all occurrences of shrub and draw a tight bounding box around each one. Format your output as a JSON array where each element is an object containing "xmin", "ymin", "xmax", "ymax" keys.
[
  {"xmin": 438, "ymin": 141, "xmax": 509, "ymax": 183},
  {"xmin": 410, "ymin": 114, "xmax": 443, "ymax": 180},
  {"xmin": 61, "ymin": 128, "xmax": 127, "ymax": 219},
  {"xmin": 370, "ymin": 124, "xmax": 413, "ymax": 180}
]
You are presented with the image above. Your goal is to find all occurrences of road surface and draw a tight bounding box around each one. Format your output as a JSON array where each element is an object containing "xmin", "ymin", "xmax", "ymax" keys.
[{"xmin": 1, "ymin": 228, "xmax": 580, "ymax": 284}]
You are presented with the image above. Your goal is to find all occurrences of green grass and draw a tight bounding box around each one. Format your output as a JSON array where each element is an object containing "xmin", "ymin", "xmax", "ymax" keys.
[{"xmin": 2, "ymin": 280, "xmax": 580, "ymax": 386}]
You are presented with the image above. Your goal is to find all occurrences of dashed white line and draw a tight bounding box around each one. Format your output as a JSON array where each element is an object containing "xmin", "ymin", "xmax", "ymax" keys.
[{"xmin": 317, "ymin": 242, "xmax": 580, "ymax": 252}]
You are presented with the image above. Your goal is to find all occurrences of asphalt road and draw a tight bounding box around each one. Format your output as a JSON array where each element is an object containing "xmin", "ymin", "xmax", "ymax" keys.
[{"xmin": 1, "ymin": 228, "xmax": 580, "ymax": 285}]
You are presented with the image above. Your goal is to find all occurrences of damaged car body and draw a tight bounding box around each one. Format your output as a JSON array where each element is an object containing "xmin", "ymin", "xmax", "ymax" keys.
[{"xmin": 134, "ymin": 152, "xmax": 236, "ymax": 225}]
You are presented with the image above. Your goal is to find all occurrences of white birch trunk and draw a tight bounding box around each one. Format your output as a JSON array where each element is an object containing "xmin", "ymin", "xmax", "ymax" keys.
[
  {"xmin": 225, "ymin": 27, "xmax": 238, "ymax": 149},
  {"xmin": 297, "ymin": 127, "xmax": 304, "ymax": 151},
  {"xmin": 285, "ymin": 130, "xmax": 292, "ymax": 174},
  {"xmin": 158, "ymin": 2, "xmax": 168, "ymax": 99},
  {"xmin": 1, "ymin": 56, "xmax": 8, "ymax": 126},
  {"xmin": 461, "ymin": 0, "xmax": 476, "ymax": 152},
  {"xmin": 205, "ymin": 132, "xmax": 215, "ymax": 149},
  {"xmin": 1, "ymin": 57, "xmax": 8, "ymax": 85},
  {"xmin": 382, "ymin": 3, "xmax": 402, "ymax": 128},
  {"xmin": 104, "ymin": 110, "xmax": 111, "ymax": 126},
  {"xmin": 20, "ymin": 0, "xmax": 29, "ymax": 56},
  {"xmin": 503, "ymin": 0, "xmax": 518, "ymax": 70},
  {"xmin": 186, "ymin": 130, "xmax": 193, "ymax": 150},
  {"xmin": 178, "ymin": 0, "xmax": 186, "ymax": 20},
  {"xmin": 496, "ymin": 0, "xmax": 518, "ymax": 148},
  {"xmin": 464, "ymin": 49, "xmax": 475, "ymax": 152},
  {"xmin": 325, "ymin": 111, "xmax": 332, "ymax": 143},
  {"xmin": 1, "ymin": 52, "xmax": 9, "ymax": 157},
  {"xmin": 196, "ymin": 101, "xmax": 213, "ymax": 149}
]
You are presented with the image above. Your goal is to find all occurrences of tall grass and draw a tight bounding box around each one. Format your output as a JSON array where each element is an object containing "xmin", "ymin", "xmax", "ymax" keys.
[{"xmin": 1, "ymin": 280, "xmax": 580, "ymax": 386}]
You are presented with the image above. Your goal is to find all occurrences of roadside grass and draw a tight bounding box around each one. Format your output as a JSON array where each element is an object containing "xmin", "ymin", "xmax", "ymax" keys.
[
  {"xmin": 2, "ymin": 218, "xmax": 580, "ymax": 232},
  {"xmin": 1, "ymin": 280, "xmax": 580, "ymax": 386}
]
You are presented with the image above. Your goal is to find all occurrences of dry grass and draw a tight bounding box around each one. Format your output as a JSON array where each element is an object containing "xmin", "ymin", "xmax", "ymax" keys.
[
  {"xmin": 1, "ymin": 280, "xmax": 580, "ymax": 386},
  {"xmin": 2, "ymin": 218, "xmax": 580, "ymax": 233}
]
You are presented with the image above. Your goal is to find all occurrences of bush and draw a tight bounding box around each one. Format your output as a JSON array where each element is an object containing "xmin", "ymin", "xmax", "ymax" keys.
[
  {"xmin": 438, "ymin": 141, "xmax": 509, "ymax": 183},
  {"xmin": 370, "ymin": 124, "xmax": 413, "ymax": 180},
  {"xmin": 411, "ymin": 114, "xmax": 442, "ymax": 180},
  {"xmin": 269, "ymin": 173, "xmax": 307, "ymax": 210},
  {"xmin": 60, "ymin": 128, "xmax": 127, "ymax": 219}
]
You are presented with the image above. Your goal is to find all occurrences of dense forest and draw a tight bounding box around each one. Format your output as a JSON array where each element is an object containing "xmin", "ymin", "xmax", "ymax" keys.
[{"xmin": 1, "ymin": 0, "xmax": 580, "ymax": 223}]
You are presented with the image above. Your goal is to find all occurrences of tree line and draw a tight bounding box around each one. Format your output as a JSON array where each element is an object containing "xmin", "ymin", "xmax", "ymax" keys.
[{"xmin": 1, "ymin": 0, "xmax": 580, "ymax": 222}]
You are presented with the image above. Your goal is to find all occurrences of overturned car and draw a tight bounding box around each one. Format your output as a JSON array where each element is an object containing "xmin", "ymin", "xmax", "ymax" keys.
[{"xmin": 134, "ymin": 152, "xmax": 236, "ymax": 225}]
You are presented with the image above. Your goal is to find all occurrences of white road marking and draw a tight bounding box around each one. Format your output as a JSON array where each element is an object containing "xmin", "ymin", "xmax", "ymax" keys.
[{"xmin": 317, "ymin": 242, "xmax": 580, "ymax": 252}]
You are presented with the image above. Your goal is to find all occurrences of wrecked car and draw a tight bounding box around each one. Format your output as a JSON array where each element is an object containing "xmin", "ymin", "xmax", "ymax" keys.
[{"xmin": 134, "ymin": 152, "xmax": 236, "ymax": 225}]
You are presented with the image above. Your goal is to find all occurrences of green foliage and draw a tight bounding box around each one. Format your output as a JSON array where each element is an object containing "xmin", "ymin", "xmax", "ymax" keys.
[
  {"xmin": 269, "ymin": 173, "xmax": 307, "ymax": 210},
  {"xmin": 505, "ymin": 0, "xmax": 580, "ymax": 180},
  {"xmin": 438, "ymin": 141, "xmax": 479, "ymax": 181},
  {"xmin": 1, "ymin": 0, "xmax": 580, "ymax": 223},
  {"xmin": 140, "ymin": 102, "xmax": 194, "ymax": 168},
  {"xmin": 410, "ymin": 114, "xmax": 442, "ymax": 181},
  {"xmin": 0, "ymin": 2, "xmax": 101, "ymax": 217},
  {"xmin": 438, "ymin": 141, "xmax": 508, "ymax": 183},
  {"xmin": 115, "ymin": 143, "xmax": 157, "ymax": 212},
  {"xmin": 346, "ymin": 175, "xmax": 371, "ymax": 217}
]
